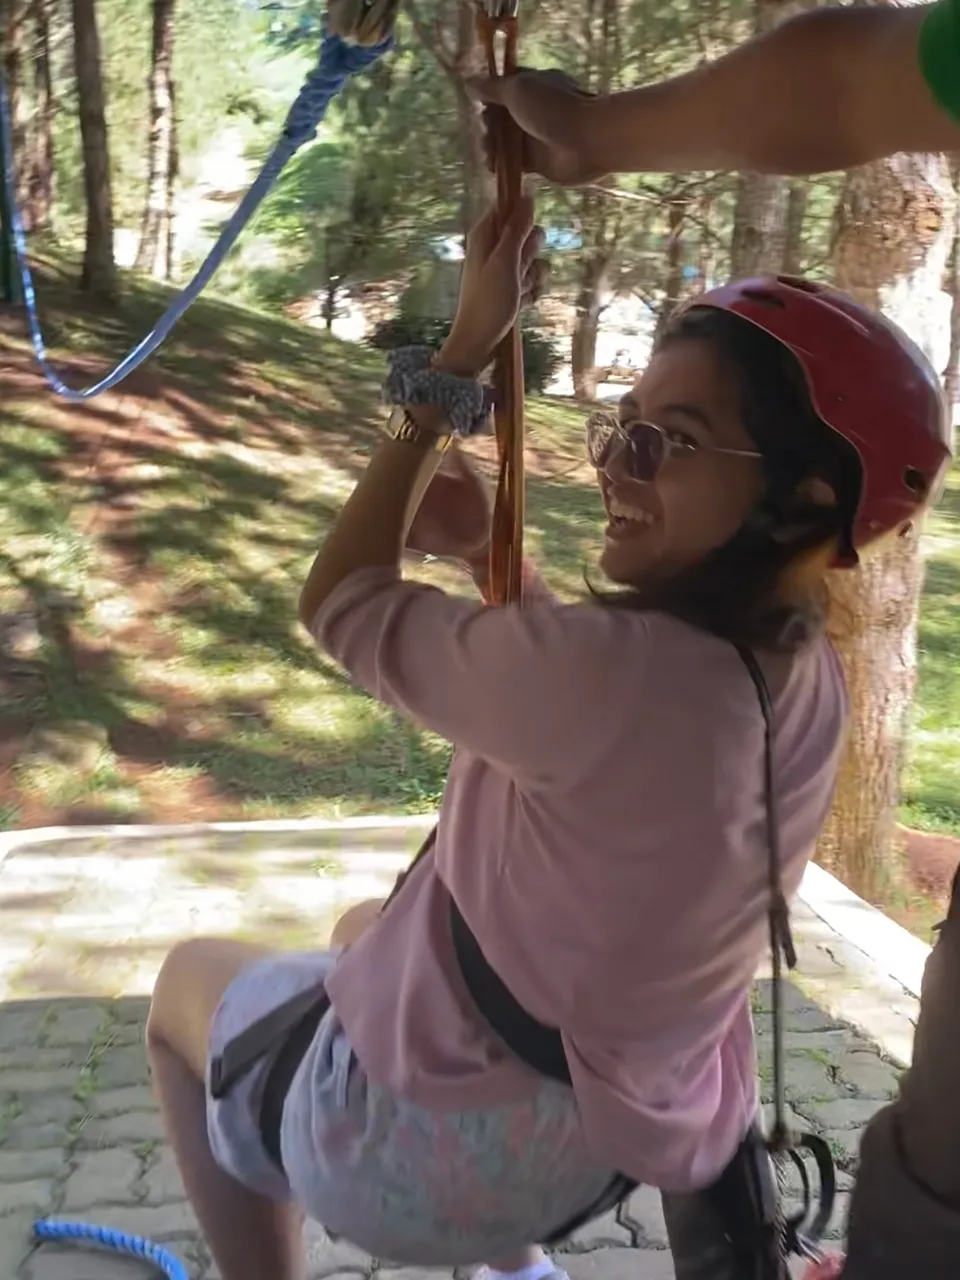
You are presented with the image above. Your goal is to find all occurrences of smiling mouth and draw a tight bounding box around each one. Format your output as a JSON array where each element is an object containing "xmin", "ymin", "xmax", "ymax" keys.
[{"xmin": 605, "ymin": 495, "xmax": 656, "ymax": 537}]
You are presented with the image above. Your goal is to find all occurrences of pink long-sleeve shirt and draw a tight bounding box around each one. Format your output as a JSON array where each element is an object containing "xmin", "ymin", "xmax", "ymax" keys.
[{"xmin": 312, "ymin": 565, "xmax": 847, "ymax": 1191}]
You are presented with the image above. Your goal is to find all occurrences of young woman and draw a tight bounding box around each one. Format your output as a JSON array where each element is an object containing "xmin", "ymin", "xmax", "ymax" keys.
[{"xmin": 145, "ymin": 198, "xmax": 951, "ymax": 1280}]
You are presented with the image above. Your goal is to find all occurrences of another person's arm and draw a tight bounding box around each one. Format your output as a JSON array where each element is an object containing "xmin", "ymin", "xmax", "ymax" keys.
[{"xmin": 479, "ymin": 2, "xmax": 960, "ymax": 178}]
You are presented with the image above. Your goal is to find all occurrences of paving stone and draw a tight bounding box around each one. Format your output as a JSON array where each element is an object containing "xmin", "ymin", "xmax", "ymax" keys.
[
  {"xmin": 0, "ymin": 1149, "xmax": 64, "ymax": 1183},
  {"xmin": 8, "ymin": 1094, "xmax": 82, "ymax": 1132},
  {"xmin": 26, "ymin": 1242, "xmax": 200, "ymax": 1280},
  {"xmin": 61, "ymin": 1149, "xmax": 141, "ymax": 1210},
  {"xmin": 73, "ymin": 1110, "xmax": 165, "ymax": 1147},
  {"xmin": 620, "ymin": 1186, "xmax": 668, "ymax": 1248},
  {"xmin": 91, "ymin": 1086, "xmax": 156, "ymax": 1116},
  {"xmin": 104, "ymin": 1022, "xmax": 144, "ymax": 1048},
  {"xmin": 563, "ymin": 1247, "xmax": 675, "ymax": 1280},
  {"xmin": 45, "ymin": 1005, "xmax": 107, "ymax": 1047},
  {"xmin": 0, "ymin": 1069, "xmax": 79, "ymax": 1095},
  {"xmin": 561, "ymin": 1209, "xmax": 632, "ymax": 1250},
  {"xmin": 794, "ymin": 1098, "xmax": 884, "ymax": 1131},
  {"xmin": 832, "ymin": 1053, "xmax": 901, "ymax": 1100},
  {"xmin": 823, "ymin": 1128, "xmax": 864, "ymax": 1165},
  {"xmin": 0, "ymin": 1007, "xmax": 50, "ymax": 1051},
  {"xmin": 0, "ymin": 1123, "xmax": 71, "ymax": 1151},
  {"xmin": 0, "ymin": 1048, "xmax": 77, "ymax": 1072},
  {"xmin": 94, "ymin": 1046, "xmax": 150, "ymax": 1090},
  {"xmin": 378, "ymin": 1271, "xmax": 450, "ymax": 1280},
  {"xmin": 143, "ymin": 1147, "xmax": 185, "ymax": 1205},
  {"xmin": 110, "ymin": 1000, "xmax": 149, "ymax": 1027},
  {"xmin": 56, "ymin": 1201, "xmax": 200, "ymax": 1239},
  {"xmin": 0, "ymin": 1177, "xmax": 55, "ymax": 1216},
  {"xmin": 306, "ymin": 1220, "xmax": 377, "ymax": 1276},
  {"xmin": 0, "ymin": 1211, "xmax": 36, "ymax": 1276},
  {"xmin": 779, "ymin": 1058, "xmax": 846, "ymax": 1104}
]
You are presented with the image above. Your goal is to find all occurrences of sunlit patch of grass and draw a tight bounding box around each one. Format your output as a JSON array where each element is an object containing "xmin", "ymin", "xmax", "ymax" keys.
[{"xmin": 902, "ymin": 461, "xmax": 960, "ymax": 836}]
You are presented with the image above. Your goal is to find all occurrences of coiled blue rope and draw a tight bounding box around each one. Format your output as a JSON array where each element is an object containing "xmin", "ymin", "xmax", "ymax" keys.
[
  {"xmin": 0, "ymin": 27, "xmax": 392, "ymax": 402},
  {"xmin": 33, "ymin": 1219, "xmax": 188, "ymax": 1278}
]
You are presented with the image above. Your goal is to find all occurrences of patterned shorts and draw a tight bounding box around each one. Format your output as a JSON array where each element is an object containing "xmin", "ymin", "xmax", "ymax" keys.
[{"xmin": 206, "ymin": 949, "xmax": 618, "ymax": 1265}]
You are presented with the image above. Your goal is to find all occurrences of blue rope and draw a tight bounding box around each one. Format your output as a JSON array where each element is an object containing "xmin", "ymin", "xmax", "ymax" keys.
[
  {"xmin": 33, "ymin": 1219, "xmax": 188, "ymax": 1278},
  {"xmin": 0, "ymin": 28, "xmax": 392, "ymax": 402}
]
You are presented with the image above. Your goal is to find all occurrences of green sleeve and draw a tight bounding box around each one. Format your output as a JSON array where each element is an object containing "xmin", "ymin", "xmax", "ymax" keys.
[{"xmin": 919, "ymin": 0, "xmax": 960, "ymax": 122}]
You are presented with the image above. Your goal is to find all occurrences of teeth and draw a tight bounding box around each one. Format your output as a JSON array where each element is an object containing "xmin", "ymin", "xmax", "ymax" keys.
[{"xmin": 609, "ymin": 497, "xmax": 654, "ymax": 524}]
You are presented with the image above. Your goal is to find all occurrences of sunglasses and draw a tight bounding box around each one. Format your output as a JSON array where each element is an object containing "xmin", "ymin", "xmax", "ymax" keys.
[{"xmin": 585, "ymin": 411, "xmax": 762, "ymax": 483}]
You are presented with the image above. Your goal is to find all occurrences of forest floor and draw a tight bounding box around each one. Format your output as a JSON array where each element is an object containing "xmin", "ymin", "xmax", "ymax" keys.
[{"xmin": 0, "ymin": 257, "xmax": 957, "ymax": 938}]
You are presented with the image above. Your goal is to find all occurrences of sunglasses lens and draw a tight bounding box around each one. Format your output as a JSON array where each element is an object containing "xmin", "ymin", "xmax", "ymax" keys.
[{"xmin": 627, "ymin": 423, "xmax": 664, "ymax": 481}]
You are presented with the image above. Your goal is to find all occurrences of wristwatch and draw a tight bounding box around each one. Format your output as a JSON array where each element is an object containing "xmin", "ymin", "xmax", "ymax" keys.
[{"xmin": 389, "ymin": 407, "xmax": 452, "ymax": 453}]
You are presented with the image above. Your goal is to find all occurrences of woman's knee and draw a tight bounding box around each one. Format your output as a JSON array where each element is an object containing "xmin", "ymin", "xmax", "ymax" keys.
[
  {"xmin": 330, "ymin": 898, "xmax": 385, "ymax": 949},
  {"xmin": 148, "ymin": 936, "xmax": 271, "ymax": 1078}
]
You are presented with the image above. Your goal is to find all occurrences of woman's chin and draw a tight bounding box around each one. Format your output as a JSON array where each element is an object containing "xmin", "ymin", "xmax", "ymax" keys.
[{"xmin": 599, "ymin": 541, "xmax": 650, "ymax": 586}]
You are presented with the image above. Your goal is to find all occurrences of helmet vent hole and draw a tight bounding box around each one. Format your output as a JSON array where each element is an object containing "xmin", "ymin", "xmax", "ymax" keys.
[
  {"xmin": 903, "ymin": 467, "xmax": 927, "ymax": 495},
  {"xmin": 776, "ymin": 275, "xmax": 820, "ymax": 294},
  {"xmin": 739, "ymin": 288, "xmax": 786, "ymax": 308}
]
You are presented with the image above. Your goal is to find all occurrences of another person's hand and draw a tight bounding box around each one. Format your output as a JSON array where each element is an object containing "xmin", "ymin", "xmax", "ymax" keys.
[
  {"xmin": 405, "ymin": 446, "xmax": 491, "ymax": 572},
  {"xmin": 469, "ymin": 69, "xmax": 611, "ymax": 187},
  {"xmin": 438, "ymin": 195, "xmax": 546, "ymax": 379}
]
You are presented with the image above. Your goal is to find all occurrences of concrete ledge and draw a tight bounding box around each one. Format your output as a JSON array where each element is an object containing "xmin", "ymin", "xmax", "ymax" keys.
[
  {"xmin": 798, "ymin": 860, "xmax": 931, "ymax": 1001},
  {"xmin": 0, "ymin": 812, "xmax": 438, "ymax": 861}
]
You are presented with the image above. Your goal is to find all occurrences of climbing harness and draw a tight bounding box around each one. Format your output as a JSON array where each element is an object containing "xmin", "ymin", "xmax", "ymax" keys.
[
  {"xmin": 450, "ymin": 648, "xmax": 837, "ymax": 1278},
  {"xmin": 0, "ymin": 4, "xmax": 396, "ymax": 402}
]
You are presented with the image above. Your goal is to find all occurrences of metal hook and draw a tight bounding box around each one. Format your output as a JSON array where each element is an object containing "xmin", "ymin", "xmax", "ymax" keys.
[{"xmin": 327, "ymin": 0, "xmax": 400, "ymax": 45}]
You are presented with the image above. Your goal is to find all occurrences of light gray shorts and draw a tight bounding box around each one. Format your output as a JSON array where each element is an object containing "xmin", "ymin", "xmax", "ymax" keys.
[{"xmin": 206, "ymin": 949, "xmax": 619, "ymax": 1265}]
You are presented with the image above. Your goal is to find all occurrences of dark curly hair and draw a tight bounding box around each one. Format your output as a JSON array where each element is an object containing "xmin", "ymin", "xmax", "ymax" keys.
[{"xmin": 592, "ymin": 305, "xmax": 862, "ymax": 653}]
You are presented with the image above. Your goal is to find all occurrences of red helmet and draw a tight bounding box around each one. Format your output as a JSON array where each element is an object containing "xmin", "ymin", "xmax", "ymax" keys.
[{"xmin": 684, "ymin": 275, "xmax": 952, "ymax": 568}]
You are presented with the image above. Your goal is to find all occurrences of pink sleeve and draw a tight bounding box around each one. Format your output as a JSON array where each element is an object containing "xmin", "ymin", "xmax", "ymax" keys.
[{"xmin": 310, "ymin": 565, "xmax": 636, "ymax": 781}]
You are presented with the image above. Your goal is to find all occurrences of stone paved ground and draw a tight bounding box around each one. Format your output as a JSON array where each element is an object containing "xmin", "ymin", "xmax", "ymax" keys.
[{"xmin": 0, "ymin": 822, "xmax": 921, "ymax": 1279}]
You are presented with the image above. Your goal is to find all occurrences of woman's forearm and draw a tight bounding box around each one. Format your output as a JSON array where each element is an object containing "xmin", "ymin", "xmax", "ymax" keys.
[
  {"xmin": 298, "ymin": 424, "xmax": 445, "ymax": 628},
  {"xmin": 590, "ymin": 5, "xmax": 957, "ymax": 177}
]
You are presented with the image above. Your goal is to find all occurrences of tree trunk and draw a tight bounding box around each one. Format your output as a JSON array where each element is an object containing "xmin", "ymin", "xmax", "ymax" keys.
[
  {"xmin": 942, "ymin": 159, "xmax": 960, "ymax": 413},
  {"xmin": 164, "ymin": 91, "xmax": 178, "ymax": 275},
  {"xmin": 135, "ymin": 0, "xmax": 176, "ymax": 279},
  {"xmin": 782, "ymin": 179, "xmax": 807, "ymax": 275},
  {"xmin": 729, "ymin": 0, "xmax": 790, "ymax": 278},
  {"xmin": 28, "ymin": 0, "xmax": 55, "ymax": 233},
  {"xmin": 3, "ymin": 0, "xmax": 32, "ymax": 227},
  {"xmin": 571, "ymin": 253, "xmax": 608, "ymax": 401},
  {"xmin": 653, "ymin": 197, "xmax": 687, "ymax": 343},
  {"xmin": 72, "ymin": 0, "xmax": 116, "ymax": 298},
  {"xmin": 730, "ymin": 172, "xmax": 787, "ymax": 277},
  {"xmin": 817, "ymin": 152, "xmax": 956, "ymax": 902}
]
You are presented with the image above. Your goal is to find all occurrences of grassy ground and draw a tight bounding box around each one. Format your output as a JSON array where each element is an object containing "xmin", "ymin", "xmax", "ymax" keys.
[{"xmin": 0, "ymin": 259, "xmax": 958, "ymax": 872}]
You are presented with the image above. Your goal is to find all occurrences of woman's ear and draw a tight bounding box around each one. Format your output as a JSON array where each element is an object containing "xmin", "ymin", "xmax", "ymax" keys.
[
  {"xmin": 766, "ymin": 477, "xmax": 839, "ymax": 545},
  {"xmin": 795, "ymin": 475, "xmax": 837, "ymax": 508}
]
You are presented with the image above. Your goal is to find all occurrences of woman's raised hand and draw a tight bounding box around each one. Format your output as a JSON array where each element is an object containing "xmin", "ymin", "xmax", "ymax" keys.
[{"xmin": 438, "ymin": 195, "xmax": 546, "ymax": 380}]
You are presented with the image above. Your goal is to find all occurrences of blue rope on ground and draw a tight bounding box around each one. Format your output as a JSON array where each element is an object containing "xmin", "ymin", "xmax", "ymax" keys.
[
  {"xmin": 33, "ymin": 1219, "xmax": 189, "ymax": 1278},
  {"xmin": 0, "ymin": 27, "xmax": 391, "ymax": 402}
]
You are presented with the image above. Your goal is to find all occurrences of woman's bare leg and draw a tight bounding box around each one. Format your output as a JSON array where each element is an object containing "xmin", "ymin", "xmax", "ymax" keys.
[
  {"xmin": 146, "ymin": 937, "xmax": 307, "ymax": 1280},
  {"xmin": 330, "ymin": 897, "xmax": 386, "ymax": 948}
]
